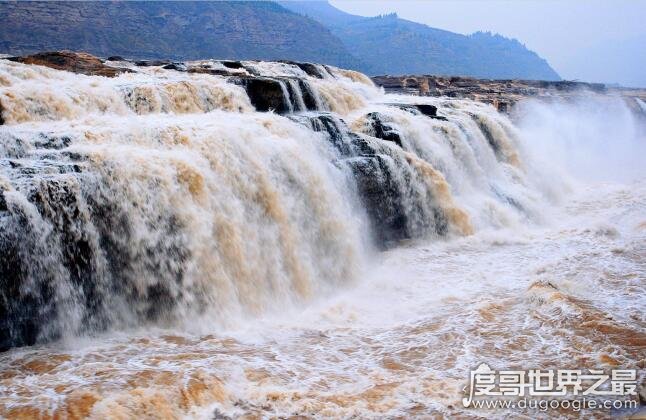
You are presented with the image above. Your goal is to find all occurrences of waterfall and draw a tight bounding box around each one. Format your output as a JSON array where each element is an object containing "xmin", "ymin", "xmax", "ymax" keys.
[{"xmin": 0, "ymin": 56, "xmax": 553, "ymax": 350}]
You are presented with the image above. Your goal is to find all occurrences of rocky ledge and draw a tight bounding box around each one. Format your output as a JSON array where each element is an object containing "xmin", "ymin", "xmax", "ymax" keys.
[
  {"xmin": 372, "ymin": 75, "xmax": 646, "ymax": 116},
  {"xmin": 7, "ymin": 51, "xmax": 134, "ymax": 77}
]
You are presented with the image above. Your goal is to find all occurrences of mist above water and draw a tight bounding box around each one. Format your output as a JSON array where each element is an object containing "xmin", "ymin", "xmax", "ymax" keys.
[{"xmin": 514, "ymin": 96, "xmax": 646, "ymax": 183}]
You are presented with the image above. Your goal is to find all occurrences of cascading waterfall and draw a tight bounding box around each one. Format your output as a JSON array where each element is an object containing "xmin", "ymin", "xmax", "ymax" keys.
[{"xmin": 0, "ymin": 56, "xmax": 550, "ymax": 351}]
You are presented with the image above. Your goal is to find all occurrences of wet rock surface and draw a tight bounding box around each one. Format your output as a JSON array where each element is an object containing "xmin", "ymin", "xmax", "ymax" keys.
[
  {"xmin": 0, "ymin": 51, "xmax": 522, "ymax": 350},
  {"xmin": 279, "ymin": 60, "xmax": 329, "ymax": 79},
  {"xmin": 0, "ymin": 135, "xmax": 192, "ymax": 350},
  {"xmin": 8, "ymin": 51, "xmax": 133, "ymax": 77},
  {"xmin": 2, "ymin": 51, "xmax": 333, "ymax": 118},
  {"xmin": 161, "ymin": 63, "xmax": 188, "ymax": 72},
  {"xmin": 289, "ymin": 112, "xmax": 440, "ymax": 247},
  {"xmin": 363, "ymin": 112, "xmax": 404, "ymax": 147},
  {"xmin": 372, "ymin": 75, "xmax": 646, "ymax": 115},
  {"xmin": 235, "ymin": 77, "xmax": 292, "ymax": 113}
]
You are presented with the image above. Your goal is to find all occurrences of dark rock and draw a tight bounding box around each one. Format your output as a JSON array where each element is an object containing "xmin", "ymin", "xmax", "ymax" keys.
[
  {"xmin": 372, "ymin": 75, "xmax": 613, "ymax": 113},
  {"xmin": 298, "ymin": 80, "xmax": 320, "ymax": 111},
  {"xmin": 288, "ymin": 113, "xmax": 434, "ymax": 247},
  {"xmin": 135, "ymin": 59, "xmax": 172, "ymax": 67},
  {"xmin": 8, "ymin": 51, "xmax": 133, "ymax": 77},
  {"xmin": 496, "ymin": 101, "xmax": 509, "ymax": 113},
  {"xmin": 382, "ymin": 103, "xmax": 447, "ymax": 121},
  {"xmin": 221, "ymin": 61, "xmax": 243, "ymax": 69},
  {"xmin": 0, "ymin": 162, "xmax": 193, "ymax": 350},
  {"xmin": 34, "ymin": 134, "xmax": 72, "ymax": 150},
  {"xmin": 280, "ymin": 77, "xmax": 323, "ymax": 112},
  {"xmin": 364, "ymin": 112, "xmax": 403, "ymax": 147},
  {"xmin": 107, "ymin": 55, "xmax": 125, "ymax": 61},
  {"xmin": 347, "ymin": 155, "xmax": 409, "ymax": 246},
  {"xmin": 282, "ymin": 79, "xmax": 304, "ymax": 112},
  {"xmin": 415, "ymin": 104, "xmax": 438, "ymax": 117},
  {"xmin": 292, "ymin": 113, "xmax": 353, "ymax": 155},
  {"xmin": 474, "ymin": 117, "xmax": 504, "ymax": 160},
  {"xmin": 188, "ymin": 67, "xmax": 234, "ymax": 76},
  {"xmin": 162, "ymin": 63, "xmax": 187, "ymax": 71},
  {"xmin": 0, "ymin": 191, "xmax": 57, "ymax": 351},
  {"xmin": 280, "ymin": 60, "xmax": 327, "ymax": 79},
  {"xmin": 296, "ymin": 62, "xmax": 327, "ymax": 79},
  {"xmin": 235, "ymin": 76, "xmax": 291, "ymax": 113}
]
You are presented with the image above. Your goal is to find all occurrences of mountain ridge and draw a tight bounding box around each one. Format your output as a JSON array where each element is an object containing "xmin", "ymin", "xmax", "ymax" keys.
[
  {"xmin": 0, "ymin": 0, "xmax": 559, "ymax": 80},
  {"xmin": 280, "ymin": 1, "xmax": 561, "ymax": 80},
  {"xmin": 0, "ymin": 1, "xmax": 359, "ymax": 68}
]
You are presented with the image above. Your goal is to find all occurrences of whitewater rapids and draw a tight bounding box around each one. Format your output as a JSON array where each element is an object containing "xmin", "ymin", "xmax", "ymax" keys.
[{"xmin": 0, "ymin": 57, "xmax": 644, "ymax": 419}]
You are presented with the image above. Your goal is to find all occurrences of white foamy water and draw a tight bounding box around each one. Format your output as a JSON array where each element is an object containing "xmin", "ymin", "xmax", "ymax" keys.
[{"xmin": 0, "ymin": 58, "xmax": 644, "ymax": 419}]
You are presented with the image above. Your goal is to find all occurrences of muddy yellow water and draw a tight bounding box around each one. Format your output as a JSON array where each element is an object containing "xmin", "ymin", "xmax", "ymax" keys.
[{"xmin": 1, "ymin": 182, "xmax": 644, "ymax": 419}]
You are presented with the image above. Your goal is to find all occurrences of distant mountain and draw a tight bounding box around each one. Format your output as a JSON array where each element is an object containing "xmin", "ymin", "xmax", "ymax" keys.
[
  {"xmin": 280, "ymin": 1, "xmax": 561, "ymax": 80},
  {"xmin": 0, "ymin": 1, "xmax": 358, "ymax": 68},
  {"xmin": 0, "ymin": 0, "xmax": 560, "ymax": 80}
]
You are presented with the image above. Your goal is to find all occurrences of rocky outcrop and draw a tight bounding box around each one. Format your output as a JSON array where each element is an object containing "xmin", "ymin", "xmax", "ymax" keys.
[
  {"xmin": 347, "ymin": 156, "xmax": 407, "ymax": 243},
  {"xmin": 279, "ymin": 60, "xmax": 329, "ymax": 79},
  {"xmin": 235, "ymin": 77, "xmax": 292, "ymax": 113},
  {"xmin": 289, "ymin": 112, "xmax": 442, "ymax": 247},
  {"xmin": 8, "ymin": 51, "xmax": 132, "ymax": 77},
  {"xmin": 372, "ymin": 75, "xmax": 646, "ymax": 115},
  {"xmin": 4, "ymin": 51, "xmax": 329, "ymax": 117},
  {"xmin": 382, "ymin": 103, "xmax": 447, "ymax": 121},
  {"xmin": 372, "ymin": 75, "xmax": 611, "ymax": 98},
  {"xmin": 363, "ymin": 112, "xmax": 403, "ymax": 147}
]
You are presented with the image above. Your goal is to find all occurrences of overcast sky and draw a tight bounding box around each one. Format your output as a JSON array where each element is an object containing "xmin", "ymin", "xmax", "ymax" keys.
[{"xmin": 329, "ymin": 0, "xmax": 646, "ymax": 87}]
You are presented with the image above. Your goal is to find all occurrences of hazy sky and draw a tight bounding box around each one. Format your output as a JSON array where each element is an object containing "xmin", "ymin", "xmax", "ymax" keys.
[{"xmin": 329, "ymin": 0, "xmax": 646, "ymax": 87}]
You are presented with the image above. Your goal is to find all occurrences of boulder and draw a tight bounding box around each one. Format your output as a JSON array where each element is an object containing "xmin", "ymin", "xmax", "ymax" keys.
[
  {"xmin": 298, "ymin": 80, "xmax": 320, "ymax": 111},
  {"xmin": 346, "ymin": 155, "xmax": 409, "ymax": 246},
  {"xmin": 414, "ymin": 104, "xmax": 437, "ymax": 117},
  {"xmin": 187, "ymin": 67, "xmax": 234, "ymax": 76},
  {"xmin": 364, "ymin": 112, "xmax": 403, "ymax": 147},
  {"xmin": 162, "ymin": 63, "xmax": 187, "ymax": 72},
  {"xmin": 0, "ymin": 227, "xmax": 42, "ymax": 351},
  {"xmin": 280, "ymin": 60, "xmax": 327, "ymax": 79},
  {"xmin": 235, "ymin": 76, "xmax": 291, "ymax": 113},
  {"xmin": 291, "ymin": 113, "xmax": 353, "ymax": 155},
  {"xmin": 221, "ymin": 61, "xmax": 244, "ymax": 69},
  {"xmin": 8, "ymin": 51, "xmax": 133, "ymax": 77},
  {"xmin": 415, "ymin": 104, "xmax": 448, "ymax": 121},
  {"xmin": 135, "ymin": 59, "xmax": 172, "ymax": 67},
  {"xmin": 382, "ymin": 103, "xmax": 447, "ymax": 121}
]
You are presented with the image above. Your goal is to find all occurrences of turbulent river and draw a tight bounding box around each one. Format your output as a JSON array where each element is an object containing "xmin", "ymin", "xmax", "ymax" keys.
[{"xmin": 0, "ymin": 57, "xmax": 644, "ymax": 419}]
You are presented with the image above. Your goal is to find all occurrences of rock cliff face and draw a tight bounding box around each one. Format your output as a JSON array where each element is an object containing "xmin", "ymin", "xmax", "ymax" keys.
[
  {"xmin": 8, "ymin": 51, "xmax": 134, "ymax": 77},
  {"xmin": 372, "ymin": 75, "xmax": 646, "ymax": 116},
  {"xmin": 0, "ymin": 1, "xmax": 358, "ymax": 69}
]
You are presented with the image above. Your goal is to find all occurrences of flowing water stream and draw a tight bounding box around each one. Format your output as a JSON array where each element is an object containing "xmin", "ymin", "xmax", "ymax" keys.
[{"xmin": 0, "ymin": 58, "xmax": 644, "ymax": 419}]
